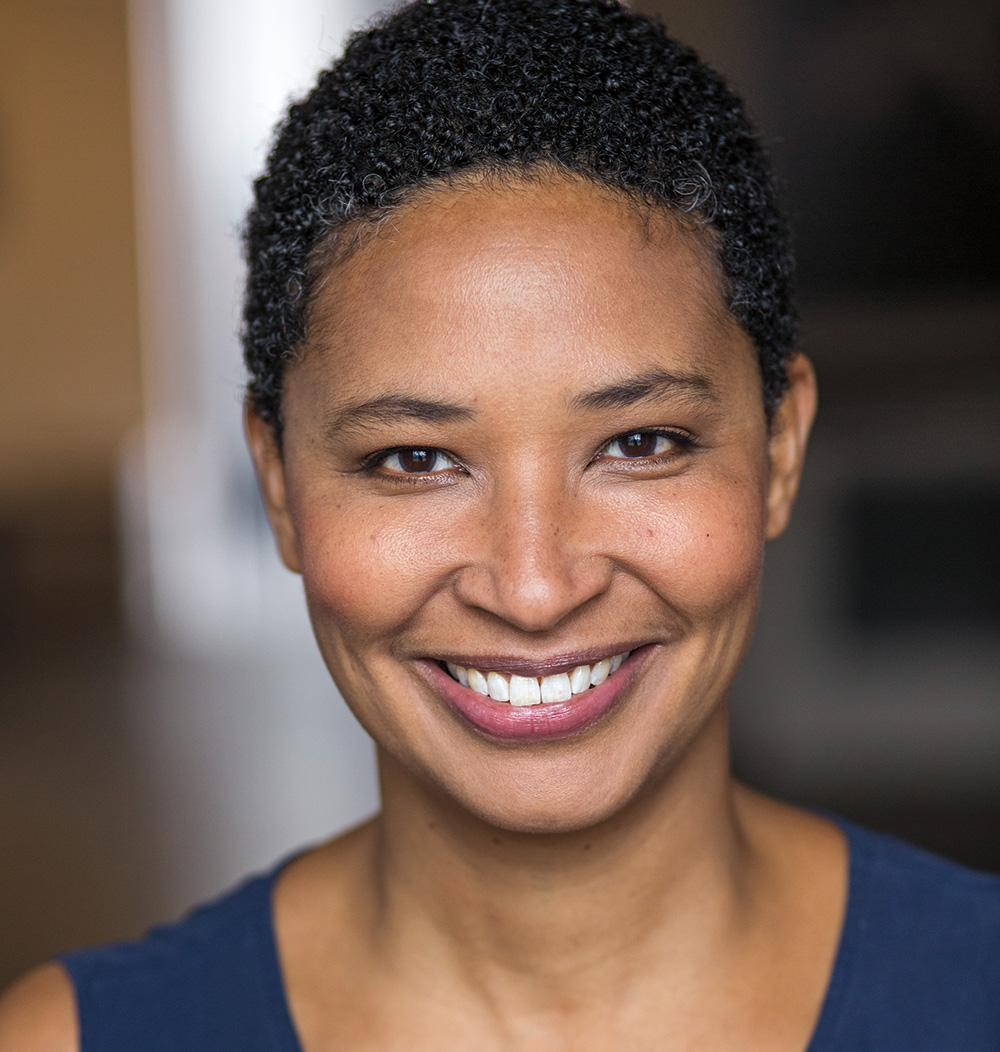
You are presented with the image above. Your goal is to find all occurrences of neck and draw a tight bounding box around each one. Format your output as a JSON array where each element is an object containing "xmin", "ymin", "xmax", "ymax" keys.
[{"xmin": 364, "ymin": 707, "xmax": 753, "ymax": 1010}]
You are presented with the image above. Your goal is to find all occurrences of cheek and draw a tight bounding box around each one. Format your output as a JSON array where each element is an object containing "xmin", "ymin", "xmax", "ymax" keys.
[
  {"xmin": 622, "ymin": 472, "xmax": 767, "ymax": 614},
  {"xmin": 292, "ymin": 499, "xmax": 450, "ymax": 640}
]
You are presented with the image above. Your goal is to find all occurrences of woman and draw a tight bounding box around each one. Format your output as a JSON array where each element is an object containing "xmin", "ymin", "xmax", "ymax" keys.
[{"xmin": 2, "ymin": 1, "xmax": 998, "ymax": 1049}]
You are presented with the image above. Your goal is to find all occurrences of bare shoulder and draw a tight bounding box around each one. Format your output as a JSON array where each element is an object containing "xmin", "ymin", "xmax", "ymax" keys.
[{"xmin": 0, "ymin": 964, "xmax": 78, "ymax": 1052}]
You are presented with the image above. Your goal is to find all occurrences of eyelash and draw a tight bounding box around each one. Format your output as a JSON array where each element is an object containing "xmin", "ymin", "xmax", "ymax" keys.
[
  {"xmin": 361, "ymin": 428, "xmax": 695, "ymax": 483},
  {"xmin": 360, "ymin": 447, "xmax": 465, "ymax": 483},
  {"xmin": 594, "ymin": 428, "xmax": 695, "ymax": 465}
]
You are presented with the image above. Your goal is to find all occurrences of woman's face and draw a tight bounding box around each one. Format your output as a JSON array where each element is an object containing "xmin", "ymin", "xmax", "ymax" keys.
[{"xmin": 249, "ymin": 176, "xmax": 814, "ymax": 833}]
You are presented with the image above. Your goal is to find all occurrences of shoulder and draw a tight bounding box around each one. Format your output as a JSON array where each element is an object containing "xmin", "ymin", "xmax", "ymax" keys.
[
  {"xmin": 0, "ymin": 964, "xmax": 78, "ymax": 1052},
  {"xmin": 828, "ymin": 820, "xmax": 1000, "ymax": 1044},
  {"xmin": 51, "ymin": 868, "xmax": 284, "ymax": 1050},
  {"xmin": 62, "ymin": 868, "xmax": 275, "ymax": 995},
  {"xmin": 845, "ymin": 819, "xmax": 1000, "ymax": 935}
]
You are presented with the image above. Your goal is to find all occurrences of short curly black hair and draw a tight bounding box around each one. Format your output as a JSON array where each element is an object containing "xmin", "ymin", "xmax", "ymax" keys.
[{"xmin": 243, "ymin": 0, "xmax": 796, "ymax": 433}]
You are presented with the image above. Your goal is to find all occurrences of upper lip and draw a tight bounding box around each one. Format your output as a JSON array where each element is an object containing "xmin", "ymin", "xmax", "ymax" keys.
[{"xmin": 427, "ymin": 644, "xmax": 648, "ymax": 678}]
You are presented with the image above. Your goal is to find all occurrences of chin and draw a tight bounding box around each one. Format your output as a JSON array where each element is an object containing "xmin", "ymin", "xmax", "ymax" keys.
[
  {"xmin": 474, "ymin": 801, "xmax": 625, "ymax": 837},
  {"xmin": 452, "ymin": 766, "xmax": 644, "ymax": 836},
  {"xmin": 446, "ymin": 699, "xmax": 727, "ymax": 837}
]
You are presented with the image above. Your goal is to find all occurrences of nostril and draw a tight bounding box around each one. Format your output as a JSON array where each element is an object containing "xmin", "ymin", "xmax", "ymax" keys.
[{"xmin": 452, "ymin": 552, "xmax": 613, "ymax": 633}]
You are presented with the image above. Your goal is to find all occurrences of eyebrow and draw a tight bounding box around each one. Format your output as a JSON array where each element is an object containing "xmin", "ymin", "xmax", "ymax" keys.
[
  {"xmin": 570, "ymin": 368, "xmax": 721, "ymax": 412},
  {"xmin": 325, "ymin": 368, "xmax": 719, "ymax": 435},
  {"xmin": 325, "ymin": 393, "xmax": 475, "ymax": 434}
]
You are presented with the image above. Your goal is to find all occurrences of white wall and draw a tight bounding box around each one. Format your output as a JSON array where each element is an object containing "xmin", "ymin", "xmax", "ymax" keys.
[{"xmin": 124, "ymin": 0, "xmax": 387, "ymax": 911}]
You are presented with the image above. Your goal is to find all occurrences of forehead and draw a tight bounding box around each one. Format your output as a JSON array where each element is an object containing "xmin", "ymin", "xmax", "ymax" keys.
[{"xmin": 299, "ymin": 175, "xmax": 753, "ymax": 398}]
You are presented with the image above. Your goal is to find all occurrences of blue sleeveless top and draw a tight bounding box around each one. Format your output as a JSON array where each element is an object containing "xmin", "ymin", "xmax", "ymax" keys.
[{"xmin": 61, "ymin": 819, "xmax": 1000, "ymax": 1051}]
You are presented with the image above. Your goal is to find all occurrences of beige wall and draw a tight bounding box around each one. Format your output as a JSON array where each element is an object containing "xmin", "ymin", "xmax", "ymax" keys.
[{"xmin": 0, "ymin": 0, "xmax": 141, "ymax": 515}]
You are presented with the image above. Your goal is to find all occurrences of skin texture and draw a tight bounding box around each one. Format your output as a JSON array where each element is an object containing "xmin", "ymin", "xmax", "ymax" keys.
[
  {"xmin": 0, "ymin": 967, "xmax": 77, "ymax": 1052},
  {"xmin": 251, "ymin": 176, "xmax": 835, "ymax": 1051},
  {"xmin": 261, "ymin": 177, "xmax": 796, "ymax": 834},
  {"xmin": 0, "ymin": 175, "xmax": 832, "ymax": 1051}
]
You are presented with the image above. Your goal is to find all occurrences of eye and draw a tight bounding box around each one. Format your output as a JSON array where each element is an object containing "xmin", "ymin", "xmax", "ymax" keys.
[
  {"xmin": 600, "ymin": 430, "xmax": 689, "ymax": 461},
  {"xmin": 375, "ymin": 448, "xmax": 460, "ymax": 475}
]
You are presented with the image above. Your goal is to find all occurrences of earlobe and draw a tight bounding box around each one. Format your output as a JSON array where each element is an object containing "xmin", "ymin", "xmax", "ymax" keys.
[
  {"xmin": 765, "ymin": 353, "xmax": 817, "ymax": 541},
  {"xmin": 244, "ymin": 404, "xmax": 302, "ymax": 573}
]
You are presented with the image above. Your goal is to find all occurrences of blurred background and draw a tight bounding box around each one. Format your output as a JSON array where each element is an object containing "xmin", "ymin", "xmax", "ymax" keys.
[{"xmin": 1, "ymin": 0, "xmax": 997, "ymax": 990}]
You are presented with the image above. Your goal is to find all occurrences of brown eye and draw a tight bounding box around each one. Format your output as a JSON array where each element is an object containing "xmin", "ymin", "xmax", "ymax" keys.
[
  {"xmin": 604, "ymin": 431, "xmax": 678, "ymax": 460},
  {"xmin": 379, "ymin": 448, "xmax": 458, "ymax": 474},
  {"xmin": 398, "ymin": 449, "xmax": 433, "ymax": 472}
]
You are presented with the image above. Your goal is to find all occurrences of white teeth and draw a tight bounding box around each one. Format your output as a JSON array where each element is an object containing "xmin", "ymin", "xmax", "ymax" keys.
[
  {"xmin": 508, "ymin": 674, "xmax": 541, "ymax": 706},
  {"xmin": 446, "ymin": 651, "xmax": 631, "ymax": 704},
  {"xmin": 569, "ymin": 665, "xmax": 592, "ymax": 694},
  {"xmin": 540, "ymin": 672, "xmax": 573, "ymax": 704},
  {"xmin": 467, "ymin": 668, "xmax": 489, "ymax": 696},
  {"xmin": 590, "ymin": 659, "xmax": 611, "ymax": 686},
  {"xmin": 486, "ymin": 671, "xmax": 510, "ymax": 702}
]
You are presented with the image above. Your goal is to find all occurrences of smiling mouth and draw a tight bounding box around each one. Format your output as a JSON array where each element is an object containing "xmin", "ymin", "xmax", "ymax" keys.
[{"xmin": 443, "ymin": 652, "xmax": 632, "ymax": 706}]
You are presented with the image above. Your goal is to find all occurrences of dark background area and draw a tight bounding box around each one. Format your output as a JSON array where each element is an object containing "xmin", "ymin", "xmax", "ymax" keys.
[
  {"xmin": 639, "ymin": 0, "xmax": 1000, "ymax": 869},
  {"xmin": 1, "ymin": 0, "xmax": 998, "ymax": 991}
]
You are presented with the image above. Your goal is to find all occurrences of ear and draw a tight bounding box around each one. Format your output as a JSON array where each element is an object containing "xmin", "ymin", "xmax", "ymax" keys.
[
  {"xmin": 765, "ymin": 353, "xmax": 817, "ymax": 540},
  {"xmin": 244, "ymin": 403, "xmax": 302, "ymax": 573}
]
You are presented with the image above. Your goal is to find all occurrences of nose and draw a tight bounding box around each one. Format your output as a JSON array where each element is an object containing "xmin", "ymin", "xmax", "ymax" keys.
[{"xmin": 452, "ymin": 473, "xmax": 613, "ymax": 633}]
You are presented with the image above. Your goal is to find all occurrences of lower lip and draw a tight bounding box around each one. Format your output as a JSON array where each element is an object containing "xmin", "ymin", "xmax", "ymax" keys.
[{"xmin": 417, "ymin": 649, "xmax": 651, "ymax": 742}]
